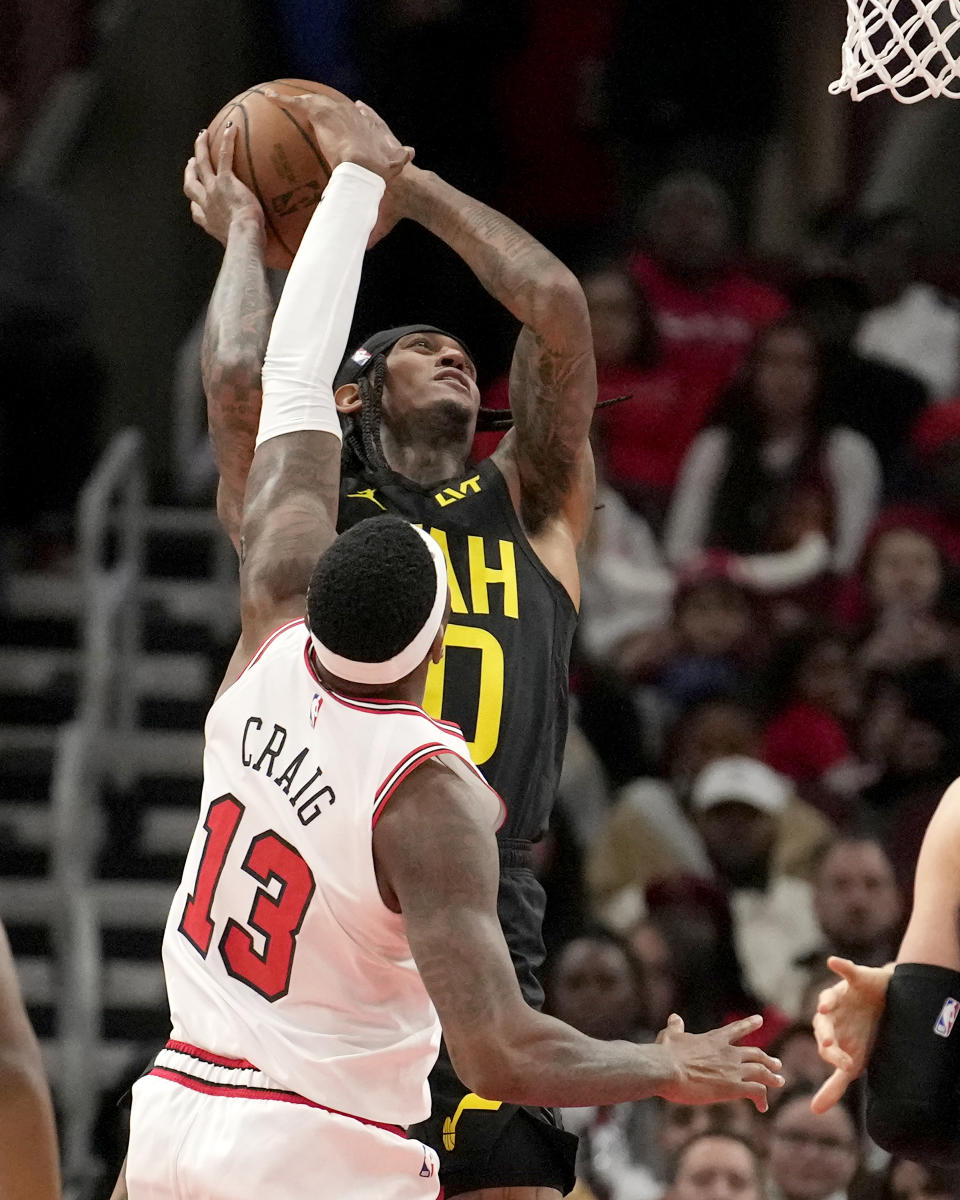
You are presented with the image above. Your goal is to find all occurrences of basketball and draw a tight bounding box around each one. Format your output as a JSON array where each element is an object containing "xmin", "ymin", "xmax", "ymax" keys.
[{"xmin": 207, "ymin": 79, "xmax": 348, "ymax": 269}]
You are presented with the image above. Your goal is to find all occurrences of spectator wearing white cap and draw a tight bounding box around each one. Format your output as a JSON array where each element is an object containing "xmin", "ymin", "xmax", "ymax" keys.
[{"xmin": 692, "ymin": 756, "xmax": 822, "ymax": 1015}]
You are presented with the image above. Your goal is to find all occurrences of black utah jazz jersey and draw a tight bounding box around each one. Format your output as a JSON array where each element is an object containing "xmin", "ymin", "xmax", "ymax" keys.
[{"xmin": 338, "ymin": 456, "xmax": 578, "ymax": 1004}]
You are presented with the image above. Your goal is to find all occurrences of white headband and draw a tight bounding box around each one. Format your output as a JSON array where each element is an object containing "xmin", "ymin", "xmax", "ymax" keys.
[{"xmin": 310, "ymin": 525, "xmax": 448, "ymax": 685}]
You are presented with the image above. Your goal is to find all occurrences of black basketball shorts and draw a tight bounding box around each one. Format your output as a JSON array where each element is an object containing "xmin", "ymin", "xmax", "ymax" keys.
[{"xmin": 409, "ymin": 1048, "xmax": 578, "ymax": 1197}]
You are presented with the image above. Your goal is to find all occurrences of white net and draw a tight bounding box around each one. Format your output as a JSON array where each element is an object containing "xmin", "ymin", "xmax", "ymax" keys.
[{"xmin": 831, "ymin": 0, "xmax": 960, "ymax": 101}]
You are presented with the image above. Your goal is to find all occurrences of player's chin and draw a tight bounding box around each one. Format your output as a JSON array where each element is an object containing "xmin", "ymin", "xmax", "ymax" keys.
[
  {"xmin": 434, "ymin": 382, "xmax": 479, "ymax": 410},
  {"xmin": 430, "ymin": 392, "xmax": 478, "ymax": 423}
]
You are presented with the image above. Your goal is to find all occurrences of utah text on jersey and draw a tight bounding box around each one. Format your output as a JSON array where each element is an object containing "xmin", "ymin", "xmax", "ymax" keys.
[{"xmin": 419, "ymin": 524, "xmax": 518, "ymax": 767}]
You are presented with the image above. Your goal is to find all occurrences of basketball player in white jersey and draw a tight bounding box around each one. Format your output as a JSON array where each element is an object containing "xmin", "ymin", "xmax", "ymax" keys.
[{"xmin": 120, "ymin": 97, "xmax": 783, "ymax": 1199}]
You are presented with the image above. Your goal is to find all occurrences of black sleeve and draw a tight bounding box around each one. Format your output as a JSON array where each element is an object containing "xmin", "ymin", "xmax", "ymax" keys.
[{"xmin": 866, "ymin": 962, "xmax": 960, "ymax": 1164}]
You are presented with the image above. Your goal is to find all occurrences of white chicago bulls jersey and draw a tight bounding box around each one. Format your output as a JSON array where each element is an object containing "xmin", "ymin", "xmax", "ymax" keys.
[{"xmin": 161, "ymin": 619, "xmax": 504, "ymax": 1128}]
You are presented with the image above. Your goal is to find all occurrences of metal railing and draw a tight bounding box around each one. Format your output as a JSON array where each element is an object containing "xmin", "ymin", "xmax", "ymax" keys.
[{"xmin": 50, "ymin": 428, "xmax": 145, "ymax": 1194}]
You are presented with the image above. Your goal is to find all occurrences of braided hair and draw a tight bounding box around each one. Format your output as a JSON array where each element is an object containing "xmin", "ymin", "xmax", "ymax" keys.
[{"xmin": 341, "ymin": 353, "xmax": 391, "ymax": 478}]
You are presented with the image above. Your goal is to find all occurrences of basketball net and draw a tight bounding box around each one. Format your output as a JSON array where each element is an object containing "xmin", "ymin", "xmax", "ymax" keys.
[{"xmin": 831, "ymin": 0, "xmax": 960, "ymax": 101}]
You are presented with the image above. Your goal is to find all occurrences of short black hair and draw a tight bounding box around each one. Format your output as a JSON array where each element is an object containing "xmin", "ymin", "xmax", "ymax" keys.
[{"xmin": 307, "ymin": 515, "xmax": 438, "ymax": 665}]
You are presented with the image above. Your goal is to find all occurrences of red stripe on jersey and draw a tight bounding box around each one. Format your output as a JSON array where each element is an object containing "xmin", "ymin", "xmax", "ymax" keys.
[
  {"xmin": 301, "ymin": 640, "xmax": 464, "ymax": 737},
  {"xmin": 148, "ymin": 1067, "xmax": 408, "ymax": 1137},
  {"xmin": 329, "ymin": 688, "xmax": 464, "ymax": 736},
  {"xmin": 238, "ymin": 619, "xmax": 305, "ymax": 681},
  {"xmin": 164, "ymin": 1040, "xmax": 256, "ymax": 1071},
  {"xmin": 371, "ymin": 746, "xmax": 507, "ymax": 831},
  {"xmin": 372, "ymin": 743, "xmax": 449, "ymax": 827}
]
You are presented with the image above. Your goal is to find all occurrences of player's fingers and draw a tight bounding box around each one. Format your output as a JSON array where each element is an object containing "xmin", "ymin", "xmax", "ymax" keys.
[
  {"xmin": 812, "ymin": 1009, "xmax": 833, "ymax": 1046},
  {"xmin": 742, "ymin": 1062, "xmax": 785, "ymax": 1090},
  {"xmin": 216, "ymin": 122, "xmax": 238, "ymax": 174},
  {"xmin": 183, "ymin": 157, "xmax": 201, "ymax": 197},
  {"xmin": 190, "ymin": 200, "xmax": 207, "ymax": 229},
  {"xmin": 195, "ymin": 128, "xmax": 215, "ymax": 185},
  {"xmin": 816, "ymin": 987, "xmax": 841, "ymax": 1016},
  {"xmin": 810, "ymin": 1068, "xmax": 852, "ymax": 1114},
  {"xmin": 720, "ymin": 1013, "xmax": 764, "ymax": 1042},
  {"xmin": 826, "ymin": 956, "xmax": 860, "ymax": 984},
  {"xmin": 667, "ymin": 1013, "xmax": 684, "ymax": 1032},
  {"xmin": 740, "ymin": 1082, "xmax": 769, "ymax": 1114},
  {"xmin": 812, "ymin": 1018, "xmax": 853, "ymax": 1071},
  {"xmin": 740, "ymin": 1046, "xmax": 783, "ymax": 1072}
]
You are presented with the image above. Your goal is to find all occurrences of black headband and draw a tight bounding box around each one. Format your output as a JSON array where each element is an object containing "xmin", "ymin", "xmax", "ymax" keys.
[{"xmin": 333, "ymin": 325, "xmax": 474, "ymax": 391}]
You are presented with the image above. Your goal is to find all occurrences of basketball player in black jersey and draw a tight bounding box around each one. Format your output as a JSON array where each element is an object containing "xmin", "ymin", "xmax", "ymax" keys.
[{"xmin": 185, "ymin": 103, "xmax": 595, "ymax": 1197}]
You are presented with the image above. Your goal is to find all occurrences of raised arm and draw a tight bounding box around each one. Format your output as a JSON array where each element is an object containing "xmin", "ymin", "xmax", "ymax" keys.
[
  {"xmin": 374, "ymin": 758, "xmax": 783, "ymax": 1110},
  {"xmin": 387, "ymin": 168, "xmax": 597, "ymax": 540},
  {"xmin": 184, "ymin": 125, "xmax": 275, "ymax": 552},
  {"xmin": 0, "ymin": 921, "xmax": 61, "ymax": 1200},
  {"xmin": 222, "ymin": 99, "xmax": 411, "ymax": 679}
]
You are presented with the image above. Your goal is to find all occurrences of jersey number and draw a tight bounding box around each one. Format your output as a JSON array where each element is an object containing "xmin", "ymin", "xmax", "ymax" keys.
[
  {"xmin": 178, "ymin": 794, "xmax": 316, "ymax": 1002},
  {"xmin": 423, "ymin": 624, "xmax": 504, "ymax": 766}
]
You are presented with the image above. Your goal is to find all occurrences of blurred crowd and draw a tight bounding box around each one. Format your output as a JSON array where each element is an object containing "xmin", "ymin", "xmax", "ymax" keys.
[{"xmin": 6, "ymin": 1, "xmax": 960, "ymax": 1197}]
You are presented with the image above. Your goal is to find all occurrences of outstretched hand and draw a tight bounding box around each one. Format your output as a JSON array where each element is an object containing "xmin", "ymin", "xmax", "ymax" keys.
[
  {"xmin": 811, "ymin": 955, "xmax": 893, "ymax": 1114},
  {"xmin": 263, "ymin": 91, "xmax": 413, "ymax": 184},
  {"xmin": 657, "ymin": 1013, "xmax": 785, "ymax": 1114},
  {"xmin": 183, "ymin": 125, "xmax": 263, "ymax": 245}
]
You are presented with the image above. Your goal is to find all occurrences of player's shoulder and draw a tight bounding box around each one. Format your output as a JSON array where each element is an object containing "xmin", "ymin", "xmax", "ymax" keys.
[
  {"xmin": 377, "ymin": 751, "xmax": 504, "ymax": 836},
  {"xmin": 215, "ymin": 617, "xmax": 307, "ymax": 700}
]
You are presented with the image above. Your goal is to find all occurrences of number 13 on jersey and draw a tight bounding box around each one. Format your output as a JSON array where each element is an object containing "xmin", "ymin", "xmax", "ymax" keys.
[{"xmin": 179, "ymin": 794, "xmax": 315, "ymax": 1002}]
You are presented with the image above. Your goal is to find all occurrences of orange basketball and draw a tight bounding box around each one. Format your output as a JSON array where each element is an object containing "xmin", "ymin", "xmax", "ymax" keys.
[{"xmin": 207, "ymin": 79, "xmax": 348, "ymax": 269}]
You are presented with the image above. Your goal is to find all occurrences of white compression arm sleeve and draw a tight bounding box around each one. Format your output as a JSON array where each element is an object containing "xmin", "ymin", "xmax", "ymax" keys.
[{"xmin": 256, "ymin": 161, "xmax": 386, "ymax": 448}]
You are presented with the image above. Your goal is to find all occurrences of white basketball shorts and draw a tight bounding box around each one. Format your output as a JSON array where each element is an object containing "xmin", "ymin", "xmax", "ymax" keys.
[{"xmin": 126, "ymin": 1045, "xmax": 440, "ymax": 1200}]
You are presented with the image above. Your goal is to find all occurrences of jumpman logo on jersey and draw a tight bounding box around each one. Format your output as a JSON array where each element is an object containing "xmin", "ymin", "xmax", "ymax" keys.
[
  {"xmin": 347, "ymin": 487, "xmax": 386, "ymax": 511},
  {"xmin": 441, "ymin": 1093, "xmax": 503, "ymax": 1150}
]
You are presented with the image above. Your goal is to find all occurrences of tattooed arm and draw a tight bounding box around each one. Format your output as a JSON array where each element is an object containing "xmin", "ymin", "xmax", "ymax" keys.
[
  {"xmin": 212, "ymin": 99, "xmax": 409, "ymax": 693},
  {"xmin": 185, "ymin": 126, "xmax": 275, "ymax": 552},
  {"xmin": 395, "ymin": 167, "xmax": 597, "ymax": 541}
]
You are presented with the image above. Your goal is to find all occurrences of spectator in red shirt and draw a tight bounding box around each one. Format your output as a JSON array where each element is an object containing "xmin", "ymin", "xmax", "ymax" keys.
[
  {"xmin": 761, "ymin": 625, "xmax": 874, "ymax": 822},
  {"xmin": 631, "ymin": 172, "xmax": 788, "ymax": 397},
  {"xmin": 588, "ymin": 263, "xmax": 723, "ymax": 522}
]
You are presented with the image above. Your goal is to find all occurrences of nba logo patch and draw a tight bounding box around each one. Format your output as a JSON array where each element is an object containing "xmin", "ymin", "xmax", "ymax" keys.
[
  {"xmin": 934, "ymin": 997, "xmax": 959, "ymax": 1037},
  {"xmin": 309, "ymin": 692, "xmax": 323, "ymax": 728},
  {"xmin": 351, "ymin": 348, "xmax": 372, "ymax": 367}
]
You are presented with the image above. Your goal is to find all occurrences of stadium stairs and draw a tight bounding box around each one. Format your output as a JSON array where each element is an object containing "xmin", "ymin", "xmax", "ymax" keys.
[{"xmin": 0, "ymin": 430, "xmax": 238, "ymax": 1199}]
